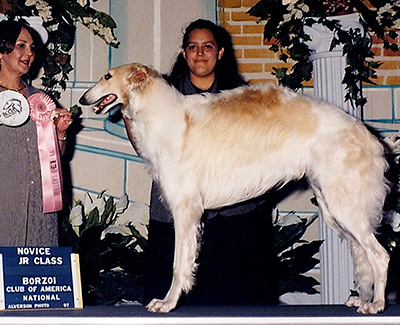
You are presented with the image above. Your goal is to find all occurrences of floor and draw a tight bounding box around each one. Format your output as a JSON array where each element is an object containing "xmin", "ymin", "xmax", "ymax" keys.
[{"xmin": 1, "ymin": 303, "xmax": 400, "ymax": 325}]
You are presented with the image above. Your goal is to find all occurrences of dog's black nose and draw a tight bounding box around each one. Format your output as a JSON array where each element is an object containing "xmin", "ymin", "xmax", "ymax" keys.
[{"xmin": 79, "ymin": 93, "xmax": 89, "ymax": 105}]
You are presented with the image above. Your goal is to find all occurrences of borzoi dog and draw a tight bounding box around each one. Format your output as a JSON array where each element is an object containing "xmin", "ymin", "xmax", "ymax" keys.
[{"xmin": 79, "ymin": 63, "xmax": 390, "ymax": 314}]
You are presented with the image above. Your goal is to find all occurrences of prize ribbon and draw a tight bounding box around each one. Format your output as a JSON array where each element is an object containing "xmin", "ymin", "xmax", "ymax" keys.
[{"xmin": 28, "ymin": 93, "xmax": 63, "ymax": 213}]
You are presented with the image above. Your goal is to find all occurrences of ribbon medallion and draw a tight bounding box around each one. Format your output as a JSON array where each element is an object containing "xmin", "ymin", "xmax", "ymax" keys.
[{"xmin": 0, "ymin": 90, "xmax": 30, "ymax": 126}]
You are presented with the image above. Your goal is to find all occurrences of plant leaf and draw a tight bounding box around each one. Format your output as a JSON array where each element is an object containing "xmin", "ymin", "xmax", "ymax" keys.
[{"xmin": 278, "ymin": 274, "xmax": 320, "ymax": 296}]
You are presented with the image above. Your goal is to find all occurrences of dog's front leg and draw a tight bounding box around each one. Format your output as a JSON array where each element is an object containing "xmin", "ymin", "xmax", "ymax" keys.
[{"xmin": 146, "ymin": 201, "xmax": 203, "ymax": 313}]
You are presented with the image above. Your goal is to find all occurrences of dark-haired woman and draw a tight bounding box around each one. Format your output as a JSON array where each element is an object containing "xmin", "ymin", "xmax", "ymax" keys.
[
  {"xmin": 142, "ymin": 19, "xmax": 278, "ymax": 307},
  {"xmin": 0, "ymin": 19, "xmax": 72, "ymax": 246}
]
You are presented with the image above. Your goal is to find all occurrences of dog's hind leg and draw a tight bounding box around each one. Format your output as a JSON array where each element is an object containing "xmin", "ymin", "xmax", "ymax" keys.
[
  {"xmin": 316, "ymin": 191, "xmax": 376, "ymax": 309},
  {"xmin": 344, "ymin": 237, "xmax": 374, "ymax": 308},
  {"xmin": 146, "ymin": 197, "xmax": 203, "ymax": 313},
  {"xmin": 312, "ymin": 177, "xmax": 389, "ymax": 314},
  {"xmin": 349, "ymin": 232, "xmax": 389, "ymax": 314}
]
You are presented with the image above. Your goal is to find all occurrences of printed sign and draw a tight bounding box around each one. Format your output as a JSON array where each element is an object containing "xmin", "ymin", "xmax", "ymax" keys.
[{"xmin": 0, "ymin": 247, "xmax": 82, "ymax": 310}]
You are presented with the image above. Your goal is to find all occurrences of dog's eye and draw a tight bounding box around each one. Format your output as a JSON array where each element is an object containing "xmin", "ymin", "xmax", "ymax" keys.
[{"xmin": 104, "ymin": 73, "xmax": 112, "ymax": 80}]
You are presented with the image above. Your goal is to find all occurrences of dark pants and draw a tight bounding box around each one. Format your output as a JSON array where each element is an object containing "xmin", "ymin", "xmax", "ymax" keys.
[{"xmin": 143, "ymin": 199, "xmax": 279, "ymax": 306}]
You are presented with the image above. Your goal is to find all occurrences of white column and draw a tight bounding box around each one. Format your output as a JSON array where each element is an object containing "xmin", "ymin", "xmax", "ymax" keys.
[{"xmin": 305, "ymin": 13, "xmax": 362, "ymax": 304}]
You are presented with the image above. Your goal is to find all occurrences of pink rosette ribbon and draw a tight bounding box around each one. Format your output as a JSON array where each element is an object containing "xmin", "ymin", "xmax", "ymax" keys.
[{"xmin": 28, "ymin": 93, "xmax": 63, "ymax": 213}]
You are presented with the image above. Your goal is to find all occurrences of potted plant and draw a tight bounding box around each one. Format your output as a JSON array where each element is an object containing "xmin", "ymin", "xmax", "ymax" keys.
[
  {"xmin": 68, "ymin": 192, "xmax": 148, "ymax": 305},
  {"xmin": 273, "ymin": 210, "xmax": 322, "ymax": 297}
]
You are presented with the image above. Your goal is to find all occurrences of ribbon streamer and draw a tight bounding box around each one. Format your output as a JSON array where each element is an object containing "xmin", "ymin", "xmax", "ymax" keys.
[{"xmin": 28, "ymin": 93, "xmax": 63, "ymax": 213}]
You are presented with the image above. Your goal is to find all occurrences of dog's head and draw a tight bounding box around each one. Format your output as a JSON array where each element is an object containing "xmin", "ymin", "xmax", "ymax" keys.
[{"xmin": 79, "ymin": 63, "xmax": 159, "ymax": 114}]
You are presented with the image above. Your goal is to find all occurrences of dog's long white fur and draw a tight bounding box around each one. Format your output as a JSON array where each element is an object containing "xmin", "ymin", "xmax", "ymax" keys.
[{"xmin": 80, "ymin": 63, "xmax": 390, "ymax": 314}]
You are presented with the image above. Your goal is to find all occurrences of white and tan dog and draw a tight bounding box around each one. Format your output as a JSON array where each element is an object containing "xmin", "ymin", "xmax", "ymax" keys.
[{"xmin": 79, "ymin": 63, "xmax": 390, "ymax": 314}]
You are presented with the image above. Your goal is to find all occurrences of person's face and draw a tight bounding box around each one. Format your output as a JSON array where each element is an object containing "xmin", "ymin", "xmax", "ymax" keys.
[
  {"xmin": 0, "ymin": 27, "xmax": 35, "ymax": 77},
  {"xmin": 182, "ymin": 28, "xmax": 224, "ymax": 80}
]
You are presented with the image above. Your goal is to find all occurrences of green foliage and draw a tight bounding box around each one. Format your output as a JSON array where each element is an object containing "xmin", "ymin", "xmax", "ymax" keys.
[
  {"xmin": 5, "ymin": 0, "xmax": 119, "ymax": 110},
  {"xmin": 68, "ymin": 192, "xmax": 147, "ymax": 305},
  {"xmin": 248, "ymin": 0, "xmax": 400, "ymax": 111},
  {"xmin": 273, "ymin": 211, "xmax": 322, "ymax": 296},
  {"xmin": 69, "ymin": 104, "xmax": 82, "ymax": 117}
]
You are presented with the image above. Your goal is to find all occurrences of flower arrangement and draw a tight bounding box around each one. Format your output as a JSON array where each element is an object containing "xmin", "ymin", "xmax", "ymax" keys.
[
  {"xmin": 69, "ymin": 192, "xmax": 148, "ymax": 305},
  {"xmin": 248, "ymin": 0, "xmax": 400, "ymax": 109},
  {"xmin": 2, "ymin": 0, "xmax": 119, "ymax": 103}
]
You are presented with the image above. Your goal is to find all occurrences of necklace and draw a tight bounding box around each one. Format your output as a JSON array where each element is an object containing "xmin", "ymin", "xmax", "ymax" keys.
[{"xmin": 0, "ymin": 84, "xmax": 26, "ymax": 93}]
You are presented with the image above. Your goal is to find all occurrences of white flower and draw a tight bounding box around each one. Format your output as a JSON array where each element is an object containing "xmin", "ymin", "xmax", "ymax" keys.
[
  {"xmin": 275, "ymin": 210, "xmax": 303, "ymax": 227},
  {"xmin": 83, "ymin": 192, "xmax": 93, "ymax": 214},
  {"xmin": 85, "ymin": 17, "xmax": 101, "ymax": 32},
  {"xmin": 25, "ymin": 0, "xmax": 37, "ymax": 6},
  {"xmin": 83, "ymin": 192, "xmax": 106, "ymax": 218},
  {"xmin": 385, "ymin": 210, "xmax": 400, "ymax": 232},
  {"xmin": 115, "ymin": 201, "xmax": 149, "ymax": 238},
  {"xmin": 377, "ymin": 3, "xmax": 400, "ymax": 24},
  {"xmin": 115, "ymin": 193, "xmax": 129, "ymax": 215},
  {"xmin": 101, "ymin": 224, "xmax": 143, "ymax": 251},
  {"xmin": 283, "ymin": 13, "xmax": 292, "ymax": 23},
  {"xmin": 78, "ymin": 16, "xmax": 118, "ymax": 46},
  {"xmin": 36, "ymin": 0, "xmax": 53, "ymax": 22},
  {"xmin": 384, "ymin": 133, "xmax": 400, "ymax": 154},
  {"xmin": 378, "ymin": 3, "xmax": 393, "ymax": 15},
  {"xmin": 394, "ymin": 18, "xmax": 400, "ymax": 29},
  {"xmin": 281, "ymin": 2, "xmax": 304, "ymax": 21},
  {"xmin": 100, "ymin": 27, "xmax": 117, "ymax": 44},
  {"xmin": 101, "ymin": 225, "xmax": 133, "ymax": 240},
  {"xmin": 69, "ymin": 204, "xmax": 83, "ymax": 236},
  {"xmin": 298, "ymin": 4, "xmax": 309, "ymax": 13},
  {"xmin": 293, "ymin": 9, "xmax": 303, "ymax": 19},
  {"xmin": 77, "ymin": 0, "xmax": 87, "ymax": 6},
  {"xmin": 282, "ymin": 0, "xmax": 298, "ymax": 5}
]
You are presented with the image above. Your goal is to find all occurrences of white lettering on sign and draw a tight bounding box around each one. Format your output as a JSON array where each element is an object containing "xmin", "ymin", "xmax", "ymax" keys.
[
  {"xmin": 5, "ymin": 286, "xmax": 25, "ymax": 293},
  {"xmin": 40, "ymin": 285, "xmax": 72, "ymax": 293},
  {"xmin": 34, "ymin": 303, "xmax": 50, "ymax": 308},
  {"xmin": 0, "ymin": 248, "xmax": 83, "ymax": 310},
  {"xmin": 22, "ymin": 277, "xmax": 57, "ymax": 285},
  {"xmin": 7, "ymin": 304, "xmax": 32, "ymax": 309},
  {"xmin": 19, "ymin": 257, "xmax": 29, "ymax": 265},
  {"xmin": 16, "ymin": 247, "xmax": 51, "ymax": 255},
  {"xmin": 22, "ymin": 294, "xmax": 61, "ymax": 301},
  {"xmin": 33, "ymin": 256, "xmax": 63, "ymax": 265}
]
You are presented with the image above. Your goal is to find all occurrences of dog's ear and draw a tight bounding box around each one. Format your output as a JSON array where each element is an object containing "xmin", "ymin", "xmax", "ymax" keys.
[{"xmin": 126, "ymin": 66, "xmax": 148, "ymax": 90}]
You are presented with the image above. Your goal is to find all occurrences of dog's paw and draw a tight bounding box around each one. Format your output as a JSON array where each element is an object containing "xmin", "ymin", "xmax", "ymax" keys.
[
  {"xmin": 357, "ymin": 300, "xmax": 385, "ymax": 314},
  {"xmin": 345, "ymin": 296, "xmax": 362, "ymax": 308},
  {"xmin": 146, "ymin": 298, "xmax": 176, "ymax": 313}
]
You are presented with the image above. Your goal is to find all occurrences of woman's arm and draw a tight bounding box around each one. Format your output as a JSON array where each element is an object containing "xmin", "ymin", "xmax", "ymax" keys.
[{"xmin": 53, "ymin": 108, "xmax": 73, "ymax": 156}]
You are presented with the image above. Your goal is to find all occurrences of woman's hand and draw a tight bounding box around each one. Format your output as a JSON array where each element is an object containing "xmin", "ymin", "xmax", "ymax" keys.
[
  {"xmin": 53, "ymin": 108, "xmax": 72, "ymax": 155},
  {"xmin": 53, "ymin": 108, "xmax": 73, "ymax": 141}
]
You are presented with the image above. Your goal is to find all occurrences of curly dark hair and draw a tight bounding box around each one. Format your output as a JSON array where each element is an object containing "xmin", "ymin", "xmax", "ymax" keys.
[
  {"xmin": 0, "ymin": 19, "xmax": 45, "ymax": 81},
  {"xmin": 166, "ymin": 19, "xmax": 247, "ymax": 90}
]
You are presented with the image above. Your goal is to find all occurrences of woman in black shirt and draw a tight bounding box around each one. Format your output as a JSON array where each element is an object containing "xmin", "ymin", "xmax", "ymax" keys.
[{"xmin": 144, "ymin": 19, "xmax": 278, "ymax": 307}]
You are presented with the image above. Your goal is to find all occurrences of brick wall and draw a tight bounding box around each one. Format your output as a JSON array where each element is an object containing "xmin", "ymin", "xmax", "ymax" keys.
[{"xmin": 218, "ymin": 0, "xmax": 400, "ymax": 86}]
